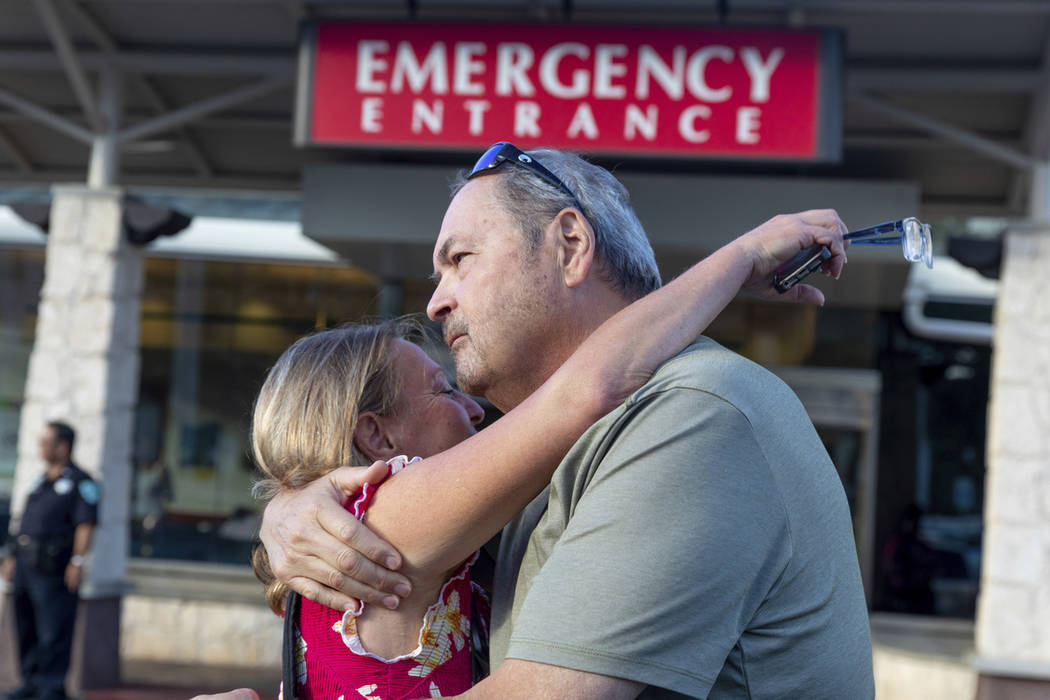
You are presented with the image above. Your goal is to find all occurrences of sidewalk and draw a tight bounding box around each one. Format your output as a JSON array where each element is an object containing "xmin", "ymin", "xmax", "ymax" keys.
[
  {"xmin": 2, "ymin": 660, "xmax": 281, "ymax": 700},
  {"xmin": 83, "ymin": 685, "xmax": 269, "ymax": 700},
  {"xmin": 83, "ymin": 661, "xmax": 280, "ymax": 700}
]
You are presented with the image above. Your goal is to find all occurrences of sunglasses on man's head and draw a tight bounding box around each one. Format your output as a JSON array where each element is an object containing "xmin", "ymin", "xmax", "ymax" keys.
[{"xmin": 467, "ymin": 141, "xmax": 584, "ymax": 212}]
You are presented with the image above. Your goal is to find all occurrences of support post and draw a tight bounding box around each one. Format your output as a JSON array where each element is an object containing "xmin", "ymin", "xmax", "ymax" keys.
[
  {"xmin": 87, "ymin": 65, "xmax": 121, "ymax": 189},
  {"xmin": 7, "ymin": 62, "xmax": 133, "ymax": 696},
  {"xmin": 974, "ymin": 198, "xmax": 1050, "ymax": 695},
  {"xmin": 10, "ymin": 187, "xmax": 140, "ymax": 693},
  {"xmin": 1029, "ymin": 162, "xmax": 1050, "ymax": 221}
]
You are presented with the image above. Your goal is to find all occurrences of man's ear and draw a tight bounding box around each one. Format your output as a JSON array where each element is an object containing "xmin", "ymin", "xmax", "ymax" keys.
[
  {"xmin": 352, "ymin": 413, "xmax": 399, "ymax": 463},
  {"xmin": 550, "ymin": 208, "xmax": 596, "ymax": 289}
]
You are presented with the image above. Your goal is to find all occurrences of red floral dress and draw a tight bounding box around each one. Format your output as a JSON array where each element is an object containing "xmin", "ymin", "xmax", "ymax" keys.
[{"xmin": 291, "ymin": 456, "xmax": 487, "ymax": 700}]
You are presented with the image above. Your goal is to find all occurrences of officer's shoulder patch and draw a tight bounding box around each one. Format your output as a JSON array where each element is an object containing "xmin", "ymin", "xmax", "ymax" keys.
[{"xmin": 78, "ymin": 479, "xmax": 100, "ymax": 505}]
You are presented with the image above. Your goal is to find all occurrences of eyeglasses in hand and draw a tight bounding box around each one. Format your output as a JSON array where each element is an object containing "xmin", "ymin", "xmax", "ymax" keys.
[{"xmin": 773, "ymin": 217, "xmax": 933, "ymax": 294}]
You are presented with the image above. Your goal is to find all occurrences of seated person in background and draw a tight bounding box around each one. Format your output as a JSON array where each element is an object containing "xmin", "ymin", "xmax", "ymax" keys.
[{"xmin": 248, "ymin": 218, "xmax": 843, "ymax": 699}]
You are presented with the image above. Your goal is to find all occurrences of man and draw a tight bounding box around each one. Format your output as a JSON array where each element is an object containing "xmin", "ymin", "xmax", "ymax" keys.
[
  {"xmin": 259, "ymin": 144, "xmax": 874, "ymax": 698},
  {"xmin": 2, "ymin": 421, "xmax": 98, "ymax": 700}
]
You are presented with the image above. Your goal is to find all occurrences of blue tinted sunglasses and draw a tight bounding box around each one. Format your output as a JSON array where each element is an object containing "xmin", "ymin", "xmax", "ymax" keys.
[{"xmin": 468, "ymin": 142, "xmax": 584, "ymax": 212}]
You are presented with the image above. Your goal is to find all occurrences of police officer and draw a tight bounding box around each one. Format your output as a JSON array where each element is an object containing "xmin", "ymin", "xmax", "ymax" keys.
[{"xmin": 2, "ymin": 421, "xmax": 98, "ymax": 700}]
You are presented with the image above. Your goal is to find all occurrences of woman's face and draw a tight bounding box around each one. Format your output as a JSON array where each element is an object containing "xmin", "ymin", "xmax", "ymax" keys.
[{"xmin": 386, "ymin": 339, "xmax": 485, "ymax": 459}]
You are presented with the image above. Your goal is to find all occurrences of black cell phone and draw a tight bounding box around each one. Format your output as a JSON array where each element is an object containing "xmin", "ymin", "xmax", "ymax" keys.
[{"xmin": 772, "ymin": 244, "xmax": 831, "ymax": 294}]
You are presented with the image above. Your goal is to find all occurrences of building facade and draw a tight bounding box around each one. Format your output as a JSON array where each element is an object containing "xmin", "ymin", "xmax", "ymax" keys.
[{"xmin": 0, "ymin": 2, "xmax": 1048, "ymax": 697}]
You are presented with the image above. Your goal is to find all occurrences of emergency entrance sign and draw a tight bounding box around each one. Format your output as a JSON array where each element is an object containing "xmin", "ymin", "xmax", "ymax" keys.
[{"xmin": 296, "ymin": 22, "xmax": 842, "ymax": 161}]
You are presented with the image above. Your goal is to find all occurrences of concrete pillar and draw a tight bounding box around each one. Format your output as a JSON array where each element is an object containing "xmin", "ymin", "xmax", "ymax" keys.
[
  {"xmin": 10, "ymin": 185, "xmax": 141, "ymax": 691},
  {"xmin": 974, "ymin": 222, "xmax": 1050, "ymax": 698}
]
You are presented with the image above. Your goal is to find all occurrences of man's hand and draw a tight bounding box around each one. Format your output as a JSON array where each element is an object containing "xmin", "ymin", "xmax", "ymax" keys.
[
  {"xmin": 64, "ymin": 561, "xmax": 82, "ymax": 592},
  {"xmin": 733, "ymin": 209, "xmax": 850, "ymax": 305},
  {"xmin": 259, "ymin": 461, "xmax": 412, "ymax": 612},
  {"xmin": 2, "ymin": 557, "xmax": 14, "ymax": 583},
  {"xmin": 189, "ymin": 690, "xmax": 259, "ymax": 700}
]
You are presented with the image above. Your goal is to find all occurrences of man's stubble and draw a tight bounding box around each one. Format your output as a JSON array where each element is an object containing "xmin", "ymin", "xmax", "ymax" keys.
[{"xmin": 450, "ymin": 258, "xmax": 565, "ymax": 412}]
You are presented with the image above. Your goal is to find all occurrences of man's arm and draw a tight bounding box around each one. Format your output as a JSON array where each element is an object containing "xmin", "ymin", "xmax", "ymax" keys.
[
  {"xmin": 65, "ymin": 522, "xmax": 93, "ymax": 592},
  {"xmin": 260, "ymin": 461, "xmax": 413, "ymax": 611},
  {"xmin": 456, "ymin": 659, "xmax": 643, "ymax": 700}
]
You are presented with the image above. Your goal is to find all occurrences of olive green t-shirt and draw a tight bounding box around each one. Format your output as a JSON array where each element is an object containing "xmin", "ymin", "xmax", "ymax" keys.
[{"xmin": 490, "ymin": 337, "xmax": 874, "ymax": 699}]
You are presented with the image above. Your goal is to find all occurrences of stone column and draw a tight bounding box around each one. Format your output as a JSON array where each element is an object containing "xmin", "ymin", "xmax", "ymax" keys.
[
  {"xmin": 10, "ymin": 185, "xmax": 141, "ymax": 691},
  {"xmin": 975, "ymin": 223, "xmax": 1050, "ymax": 698}
]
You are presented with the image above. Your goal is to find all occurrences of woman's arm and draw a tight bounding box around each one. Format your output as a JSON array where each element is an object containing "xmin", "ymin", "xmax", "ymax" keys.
[{"xmin": 360, "ymin": 210, "xmax": 848, "ymax": 584}]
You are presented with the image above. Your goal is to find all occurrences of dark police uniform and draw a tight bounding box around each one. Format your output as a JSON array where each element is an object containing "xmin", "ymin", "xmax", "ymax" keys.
[{"xmin": 10, "ymin": 463, "xmax": 99, "ymax": 700}]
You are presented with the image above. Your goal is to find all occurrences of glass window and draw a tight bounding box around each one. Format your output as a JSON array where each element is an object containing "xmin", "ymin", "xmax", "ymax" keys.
[
  {"xmin": 873, "ymin": 316, "xmax": 989, "ymax": 618},
  {"xmin": 130, "ymin": 255, "xmax": 383, "ymax": 564},
  {"xmin": 0, "ymin": 247, "xmax": 46, "ymax": 535}
]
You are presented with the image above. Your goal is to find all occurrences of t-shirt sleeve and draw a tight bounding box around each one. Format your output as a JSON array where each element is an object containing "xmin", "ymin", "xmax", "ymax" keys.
[
  {"xmin": 72, "ymin": 478, "xmax": 100, "ymax": 527},
  {"xmin": 503, "ymin": 387, "xmax": 793, "ymax": 698}
]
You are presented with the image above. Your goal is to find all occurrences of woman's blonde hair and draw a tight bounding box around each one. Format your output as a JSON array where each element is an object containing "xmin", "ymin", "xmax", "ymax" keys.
[{"xmin": 250, "ymin": 320, "xmax": 418, "ymax": 614}]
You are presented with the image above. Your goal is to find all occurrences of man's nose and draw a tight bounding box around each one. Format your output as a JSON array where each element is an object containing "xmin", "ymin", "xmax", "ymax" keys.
[{"xmin": 426, "ymin": 282, "xmax": 456, "ymax": 321}]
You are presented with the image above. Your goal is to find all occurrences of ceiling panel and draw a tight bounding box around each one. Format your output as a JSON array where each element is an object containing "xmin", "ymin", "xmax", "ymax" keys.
[{"xmin": 0, "ymin": 0, "xmax": 1042, "ymax": 215}]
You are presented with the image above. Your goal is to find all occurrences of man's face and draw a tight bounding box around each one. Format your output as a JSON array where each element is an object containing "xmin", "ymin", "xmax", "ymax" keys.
[
  {"xmin": 38, "ymin": 427, "xmax": 65, "ymax": 463},
  {"xmin": 427, "ymin": 177, "xmax": 560, "ymax": 407}
]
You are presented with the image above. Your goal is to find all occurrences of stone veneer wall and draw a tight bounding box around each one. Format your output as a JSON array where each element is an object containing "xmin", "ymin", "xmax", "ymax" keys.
[
  {"xmin": 975, "ymin": 224, "xmax": 1050, "ymax": 692},
  {"xmin": 11, "ymin": 186, "xmax": 139, "ymax": 593},
  {"xmin": 120, "ymin": 595, "xmax": 282, "ymax": 669}
]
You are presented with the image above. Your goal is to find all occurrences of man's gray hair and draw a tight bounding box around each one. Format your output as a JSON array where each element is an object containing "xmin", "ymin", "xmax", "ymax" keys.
[{"xmin": 452, "ymin": 148, "xmax": 662, "ymax": 300}]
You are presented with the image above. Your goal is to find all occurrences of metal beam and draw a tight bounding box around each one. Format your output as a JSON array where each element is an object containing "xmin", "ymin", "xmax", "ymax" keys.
[
  {"xmin": 29, "ymin": 0, "xmax": 1048, "ymax": 12},
  {"xmin": 87, "ymin": 64, "xmax": 122, "ymax": 188},
  {"xmin": 845, "ymin": 132, "xmax": 1025, "ymax": 152},
  {"xmin": 136, "ymin": 78, "xmax": 215, "ymax": 178},
  {"xmin": 920, "ymin": 201, "xmax": 1022, "ymax": 219},
  {"xmin": 0, "ymin": 126, "xmax": 33, "ymax": 172},
  {"xmin": 848, "ymin": 67, "xmax": 1041, "ymax": 94},
  {"xmin": 0, "ymin": 169, "xmax": 301, "ymax": 191},
  {"xmin": 0, "ymin": 49, "xmax": 294, "ymax": 76},
  {"xmin": 65, "ymin": 0, "xmax": 214, "ymax": 177},
  {"xmin": 32, "ymin": 0, "xmax": 102, "ymax": 132},
  {"xmin": 731, "ymin": 0, "xmax": 1050, "ymax": 14},
  {"xmin": 194, "ymin": 115, "xmax": 291, "ymax": 131},
  {"xmin": 65, "ymin": 0, "xmax": 118, "ymax": 52},
  {"xmin": 1026, "ymin": 35, "xmax": 1050, "ymax": 160},
  {"xmin": 1007, "ymin": 33, "xmax": 1050, "ymax": 214},
  {"xmin": 116, "ymin": 73, "xmax": 292, "ymax": 143},
  {"xmin": 0, "ymin": 109, "xmax": 290, "ymax": 131},
  {"xmin": 848, "ymin": 92, "xmax": 1037, "ymax": 171},
  {"xmin": 0, "ymin": 85, "xmax": 94, "ymax": 144}
]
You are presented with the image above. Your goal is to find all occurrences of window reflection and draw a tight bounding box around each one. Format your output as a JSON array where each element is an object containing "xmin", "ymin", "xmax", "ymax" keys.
[{"xmin": 128, "ymin": 256, "xmax": 381, "ymax": 564}]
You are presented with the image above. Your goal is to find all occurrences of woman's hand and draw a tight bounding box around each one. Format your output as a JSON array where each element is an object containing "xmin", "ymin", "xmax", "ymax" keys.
[
  {"xmin": 733, "ymin": 209, "xmax": 850, "ymax": 305},
  {"xmin": 259, "ymin": 461, "xmax": 413, "ymax": 612}
]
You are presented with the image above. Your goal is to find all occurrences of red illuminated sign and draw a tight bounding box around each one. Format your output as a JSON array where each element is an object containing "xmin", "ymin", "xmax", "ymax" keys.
[{"xmin": 296, "ymin": 23, "xmax": 842, "ymax": 161}]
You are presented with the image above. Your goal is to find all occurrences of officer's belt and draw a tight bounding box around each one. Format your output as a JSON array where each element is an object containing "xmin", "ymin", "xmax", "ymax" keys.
[{"xmin": 14, "ymin": 533, "xmax": 73, "ymax": 552}]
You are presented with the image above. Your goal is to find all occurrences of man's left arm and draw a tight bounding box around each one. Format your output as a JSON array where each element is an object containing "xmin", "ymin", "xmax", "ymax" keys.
[
  {"xmin": 67, "ymin": 477, "xmax": 99, "ymax": 592},
  {"xmin": 65, "ymin": 521, "xmax": 93, "ymax": 592},
  {"xmin": 457, "ymin": 659, "xmax": 643, "ymax": 699}
]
